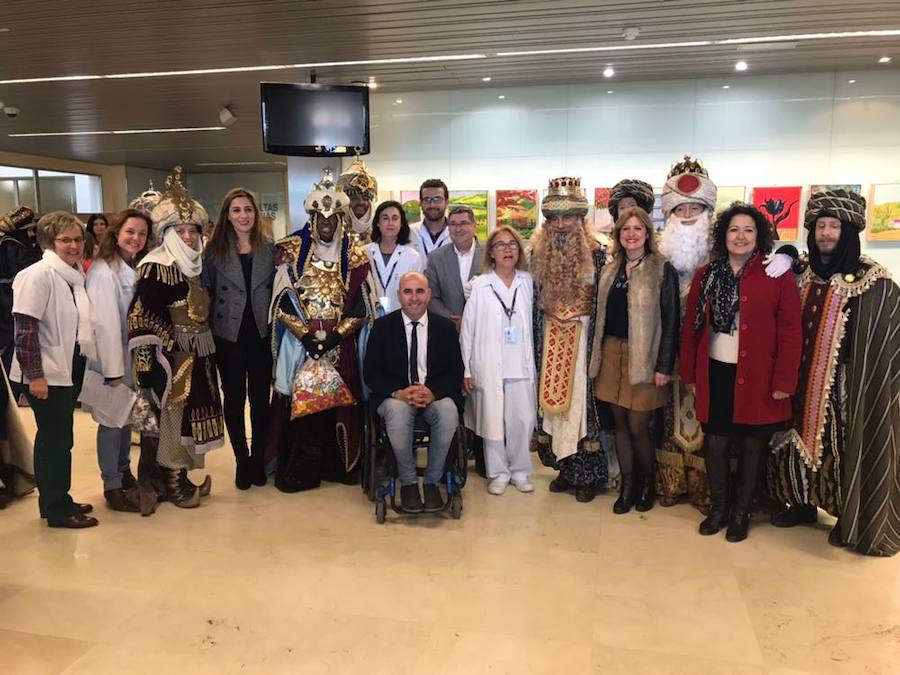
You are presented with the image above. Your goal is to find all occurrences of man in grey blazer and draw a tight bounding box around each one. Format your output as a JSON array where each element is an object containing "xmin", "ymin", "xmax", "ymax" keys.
[{"xmin": 423, "ymin": 206, "xmax": 483, "ymax": 333}]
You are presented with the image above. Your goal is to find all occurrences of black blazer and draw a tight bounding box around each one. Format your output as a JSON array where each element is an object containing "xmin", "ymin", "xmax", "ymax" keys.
[{"xmin": 364, "ymin": 309, "xmax": 464, "ymax": 412}]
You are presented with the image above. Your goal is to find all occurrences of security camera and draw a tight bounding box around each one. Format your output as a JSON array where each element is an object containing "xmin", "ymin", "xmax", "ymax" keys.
[
  {"xmin": 218, "ymin": 106, "xmax": 237, "ymax": 127},
  {"xmin": 4, "ymin": 107, "xmax": 19, "ymax": 118}
]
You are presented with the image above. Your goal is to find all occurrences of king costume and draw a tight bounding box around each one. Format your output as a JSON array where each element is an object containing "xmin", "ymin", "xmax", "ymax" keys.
[
  {"xmin": 532, "ymin": 177, "xmax": 611, "ymax": 502},
  {"xmin": 127, "ymin": 167, "xmax": 224, "ymax": 512},
  {"xmin": 769, "ymin": 189, "xmax": 900, "ymax": 556},
  {"xmin": 271, "ymin": 168, "xmax": 375, "ymax": 492}
]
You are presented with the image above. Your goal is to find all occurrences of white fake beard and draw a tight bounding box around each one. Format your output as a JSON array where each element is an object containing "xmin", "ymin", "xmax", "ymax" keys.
[{"xmin": 659, "ymin": 212, "xmax": 712, "ymax": 277}]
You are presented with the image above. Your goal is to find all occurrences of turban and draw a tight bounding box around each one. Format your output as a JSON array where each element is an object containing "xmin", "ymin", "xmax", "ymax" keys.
[
  {"xmin": 541, "ymin": 176, "xmax": 589, "ymax": 219},
  {"xmin": 609, "ymin": 179, "xmax": 655, "ymax": 221},
  {"xmin": 128, "ymin": 181, "xmax": 162, "ymax": 218},
  {"xmin": 149, "ymin": 166, "xmax": 209, "ymax": 239},
  {"xmin": 304, "ymin": 167, "xmax": 349, "ymax": 220},
  {"xmin": 337, "ymin": 157, "xmax": 378, "ymax": 200},
  {"xmin": 661, "ymin": 155, "xmax": 717, "ymax": 214},
  {"xmin": 0, "ymin": 206, "xmax": 35, "ymax": 234},
  {"xmin": 804, "ymin": 189, "xmax": 866, "ymax": 231}
]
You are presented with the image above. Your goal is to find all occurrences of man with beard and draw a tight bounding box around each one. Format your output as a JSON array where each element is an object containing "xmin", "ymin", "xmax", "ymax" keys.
[
  {"xmin": 337, "ymin": 155, "xmax": 378, "ymax": 245},
  {"xmin": 270, "ymin": 168, "xmax": 374, "ymax": 492},
  {"xmin": 769, "ymin": 189, "xmax": 900, "ymax": 556},
  {"xmin": 532, "ymin": 177, "xmax": 610, "ymax": 502},
  {"xmin": 410, "ymin": 178, "xmax": 451, "ymax": 260}
]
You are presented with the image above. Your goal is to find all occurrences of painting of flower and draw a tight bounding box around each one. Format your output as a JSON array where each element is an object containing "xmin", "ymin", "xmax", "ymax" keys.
[{"xmin": 751, "ymin": 186, "xmax": 802, "ymax": 241}]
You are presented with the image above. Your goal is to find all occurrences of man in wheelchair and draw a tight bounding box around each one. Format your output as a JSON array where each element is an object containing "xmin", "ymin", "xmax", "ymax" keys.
[{"xmin": 363, "ymin": 272, "xmax": 464, "ymax": 512}]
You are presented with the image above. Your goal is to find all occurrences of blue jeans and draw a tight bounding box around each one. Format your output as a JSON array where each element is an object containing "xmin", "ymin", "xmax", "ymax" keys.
[
  {"xmin": 377, "ymin": 397, "xmax": 458, "ymax": 486},
  {"xmin": 97, "ymin": 424, "xmax": 133, "ymax": 491}
]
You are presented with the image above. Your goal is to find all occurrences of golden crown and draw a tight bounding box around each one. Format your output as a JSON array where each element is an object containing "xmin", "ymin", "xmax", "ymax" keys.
[{"xmin": 667, "ymin": 155, "xmax": 708, "ymax": 179}]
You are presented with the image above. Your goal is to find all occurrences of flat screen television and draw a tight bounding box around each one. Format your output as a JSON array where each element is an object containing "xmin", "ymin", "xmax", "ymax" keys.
[{"xmin": 260, "ymin": 82, "xmax": 370, "ymax": 157}]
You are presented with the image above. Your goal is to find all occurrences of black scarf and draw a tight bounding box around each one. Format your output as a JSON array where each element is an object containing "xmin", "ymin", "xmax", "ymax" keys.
[
  {"xmin": 694, "ymin": 254, "xmax": 755, "ymax": 334},
  {"xmin": 808, "ymin": 220, "xmax": 860, "ymax": 279}
]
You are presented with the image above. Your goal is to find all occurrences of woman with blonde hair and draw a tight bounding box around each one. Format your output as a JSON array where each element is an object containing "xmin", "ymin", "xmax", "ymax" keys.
[
  {"xmin": 203, "ymin": 187, "xmax": 275, "ymax": 489},
  {"xmin": 589, "ymin": 207, "xmax": 680, "ymax": 514},
  {"xmin": 11, "ymin": 212, "xmax": 99, "ymax": 528},
  {"xmin": 86, "ymin": 208, "xmax": 152, "ymax": 512},
  {"xmin": 461, "ymin": 225, "xmax": 536, "ymax": 495}
]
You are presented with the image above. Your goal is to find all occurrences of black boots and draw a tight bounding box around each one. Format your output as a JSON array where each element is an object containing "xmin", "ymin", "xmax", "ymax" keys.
[
  {"xmin": 235, "ymin": 456, "xmax": 252, "ymax": 490},
  {"xmin": 613, "ymin": 475, "xmax": 636, "ymax": 514},
  {"xmin": 104, "ymin": 488, "xmax": 140, "ymax": 512},
  {"xmin": 400, "ymin": 484, "xmax": 424, "ymax": 512},
  {"xmin": 724, "ymin": 444, "xmax": 761, "ymax": 543},
  {"xmin": 548, "ymin": 475, "xmax": 572, "ymax": 493},
  {"xmin": 699, "ymin": 447, "xmax": 729, "ymax": 536},
  {"xmin": 635, "ymin": 472, "xmax": 656, "ymax": 512},
  {"xmin": 770, "ymin": 503, "xmax": 817, "ymax": 528}
]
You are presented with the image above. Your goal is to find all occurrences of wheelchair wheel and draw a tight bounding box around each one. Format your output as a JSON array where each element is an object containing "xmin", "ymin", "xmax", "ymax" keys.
[
  {"xmin": 375, "ymin": 499, "xmax": 386, "ymax": 524},
  {"xmin": 450, "ymin": 493, "xmax": 463, "ymax": 519}
]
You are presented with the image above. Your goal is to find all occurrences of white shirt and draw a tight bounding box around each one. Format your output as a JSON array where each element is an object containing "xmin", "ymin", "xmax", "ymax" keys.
[
  {"xmin": 85, "ymin": 257, "xmax": 137, "ymax": 381},
  {"xmin": 411, "ymin": 221, "xmax": 451, "ymax": 260},
  {"xmin": 9, "ymin": 259, "xmax": 79, "ymax": 386},
  {"xmin": 364, "ymin": 242, "xmax": 422, "ymax": 314},
  {"xmin": 401, "ymin": 310, "xmax": 428, "ymax": 384},
  {"xmin": 455, "ymin": 242, "xmax": 476, "ymax": 289},
  {"xmin": 710, "ymin": 310, "xmax": 740, "ymax": 364}
]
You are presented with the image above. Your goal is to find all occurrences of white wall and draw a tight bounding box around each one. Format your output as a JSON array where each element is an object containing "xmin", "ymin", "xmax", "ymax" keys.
[{"xmin": 358, "ymin": 69, "xmax": 900, "ymax": 273}]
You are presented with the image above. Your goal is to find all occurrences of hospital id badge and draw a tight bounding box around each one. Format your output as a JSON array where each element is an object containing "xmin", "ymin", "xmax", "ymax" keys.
[
  {"xmin": 378, "ymin": 296, "xmax": 391, "ymax": 311},
  {"xmin": 503, "ymin": 326, "xmax": 518, "ymax": 344}
]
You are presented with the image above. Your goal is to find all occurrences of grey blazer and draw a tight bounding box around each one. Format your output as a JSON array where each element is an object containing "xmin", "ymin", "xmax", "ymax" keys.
[
  {"xmin": 202, "ymin": 237, "xmax": 276, "ymax": 342},
  {"xmin": 424, "ymin": 239, "xmax": 484, "ymax": 318}
]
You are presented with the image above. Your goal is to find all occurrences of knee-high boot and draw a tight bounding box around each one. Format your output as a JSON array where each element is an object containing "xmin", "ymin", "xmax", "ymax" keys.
[
  {"xmin": 699, "ymin": 445, "xmax": 730, "ymax": 536},
  {"xmin": 726, "ymin": 443, "xmax": 761, "ymax": 543}
]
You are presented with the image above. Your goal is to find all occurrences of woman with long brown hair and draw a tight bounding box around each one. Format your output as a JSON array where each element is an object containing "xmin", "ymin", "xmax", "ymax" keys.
[
  {"xmin": 86, "ymin": 208, "xmax": 152, "ymax": 512},
  {"xmin": 203, "ymin": 188, "xmax": 275, "ymax": 489}
]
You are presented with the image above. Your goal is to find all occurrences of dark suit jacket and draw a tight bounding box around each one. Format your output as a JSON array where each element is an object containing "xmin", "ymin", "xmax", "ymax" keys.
[{"xmin": 364, "ymin": 309, "xmax": 464, "ymax": 412}]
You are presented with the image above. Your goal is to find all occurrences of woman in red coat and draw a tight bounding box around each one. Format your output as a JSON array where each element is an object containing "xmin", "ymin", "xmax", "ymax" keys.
[{"xmin": 680, "ymin": 203, "xmax": 801, "ymax": 543}]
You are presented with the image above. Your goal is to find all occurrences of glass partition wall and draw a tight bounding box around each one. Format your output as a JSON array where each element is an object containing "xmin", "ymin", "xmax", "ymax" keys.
[{"xmin": 0, "ymin": 164, "xmax": 103, "ymax": 215}]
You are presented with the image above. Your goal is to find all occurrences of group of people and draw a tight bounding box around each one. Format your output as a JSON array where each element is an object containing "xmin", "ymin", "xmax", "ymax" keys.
[{"xmin": 1, "ymin": 155, "xmax": 897, "ymax": 557}]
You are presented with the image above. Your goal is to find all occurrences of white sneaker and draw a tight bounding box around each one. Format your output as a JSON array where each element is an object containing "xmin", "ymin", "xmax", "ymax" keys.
[
  {"xmin": 511, "ymin": 477, "xmax": 535, "ymax": 493},
  {"xmin": 488, "ymin": 477, "xmax": 509, "ymax": 495}
]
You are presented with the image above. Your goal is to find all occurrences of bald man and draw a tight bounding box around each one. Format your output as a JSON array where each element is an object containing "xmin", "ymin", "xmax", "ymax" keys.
[{"xmin": 363, "ymin": 272, "xmax": 464, "ymax": 512}]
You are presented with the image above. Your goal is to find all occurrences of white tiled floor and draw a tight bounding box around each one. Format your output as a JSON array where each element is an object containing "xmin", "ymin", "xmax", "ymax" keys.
[{"xmin": 1, "ymin": 408, "xmax": 898, "ymax": 674}]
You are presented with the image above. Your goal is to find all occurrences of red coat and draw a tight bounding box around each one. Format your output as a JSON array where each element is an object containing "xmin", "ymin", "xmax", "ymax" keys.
[{"xmin": 679, "ymin": 255, "xmax": 802, "ymax": 425}]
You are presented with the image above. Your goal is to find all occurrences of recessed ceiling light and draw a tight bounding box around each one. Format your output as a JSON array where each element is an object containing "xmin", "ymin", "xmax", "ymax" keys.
[
  {"xmin": 848, "ymin": 79, "xmax": 857, "ymax": 84},
  {"xmin": 9, "ymin": 126, "xmax": 227, "ymax": 138},
  {"xmin": 481, "ymin": 76, "xmax": 492, "ymax": 82},
  {"xmin": 498, "ymin": 95, "xmax": 506, "ymax": 99},
  {"xmin": 735, "ymin": 61, "xmax": 748, "ymax": 71},
  {"xmin": 394, "ymin": 98, "xmax": 403, "ymax": 104},
  {"xmin": 879, "ymin": 56, "xmax": 892, "ymax": 63},
  {"xmin": 603, "ymin": 66, "xmax": 615, "ymax": 78},
  {"xmin": 367, "ymin": 77, "xmax": 378, "ymax": 89},
  {"xmin": 606, "ymin": 90, "xmax": 614, "ymax": 94},
  {"xmin": 722, "ymin": 84, "xmax": 731, "ymax": 89}
]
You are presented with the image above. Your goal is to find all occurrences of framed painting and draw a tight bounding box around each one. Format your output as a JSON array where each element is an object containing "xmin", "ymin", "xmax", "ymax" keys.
[
  {"xmin": 400, "ymin": 190, "xmax": 421, "ymax": 224},
  {"xmin": 867, "ymin": 184, "xmax": 900, "ymax": 241},
  {"xmin": 593, "ymin": 187, "xmax": 613, "ymax": 233},
  {"xmin": 716, "ymin": 186, "xmax": 746, "ymax": 213},
  {"xmin": 809, "ymin": 184, "xmax": 862, "ymax": 197},
  {"xmin": 496, "ymin": 189, "xmax": 539, "ymax": 239},
  {"xmin": 751, "ymin": 186, "xmax": 803, "ymax": 241},
  {"xmin": 449, "ymin": 190, "xmax": 489, "ymax": 240}
]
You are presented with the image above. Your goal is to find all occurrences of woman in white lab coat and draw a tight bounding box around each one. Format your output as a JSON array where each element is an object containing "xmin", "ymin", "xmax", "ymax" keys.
[
  {"xmin": 364, "ymin": 200, "xmax": 422, "ymax": 316},
  {"xmin": 85, "ymin": 208, "xmax": 152, "ymax": 512},
  {"xmin": 461, "ymin": 225, "xmax": 536, "ymax": 495}
]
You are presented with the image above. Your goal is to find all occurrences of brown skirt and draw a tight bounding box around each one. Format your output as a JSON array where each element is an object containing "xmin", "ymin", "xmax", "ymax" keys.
[{"xmin": 594, "ymin": 336, "xmax": 667, "ymax": 412}]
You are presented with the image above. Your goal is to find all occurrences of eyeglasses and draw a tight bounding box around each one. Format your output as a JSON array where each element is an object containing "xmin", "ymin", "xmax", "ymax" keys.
[
  {"xmin": 490, "ymin": 240, "xmax": 518, "ymax": 251},
  {"xmin": 55, "ymin": 236, "xmax": 84, "ymax": 245},
  {"xmin": 421, "ymin": 196, "xmax": 446, "ymax": 205}
]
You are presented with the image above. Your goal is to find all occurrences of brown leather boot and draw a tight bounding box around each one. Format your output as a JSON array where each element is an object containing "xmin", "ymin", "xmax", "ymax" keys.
[{"xmin": 104, "ymin": 488, "xmax": 140, "ymax": 513}]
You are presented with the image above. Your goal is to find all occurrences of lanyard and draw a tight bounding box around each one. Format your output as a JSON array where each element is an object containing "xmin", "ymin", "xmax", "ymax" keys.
[
  {"xmin": 421, "ymin": 227, "xmax": 447, "ymax": 255},
  {"xmin": 490, "ymin": 284, "xmax": 518, "ymax": 325},
  {"xmin": 373, "ymin": 251, "xmax": 399, "ymax": 295}
]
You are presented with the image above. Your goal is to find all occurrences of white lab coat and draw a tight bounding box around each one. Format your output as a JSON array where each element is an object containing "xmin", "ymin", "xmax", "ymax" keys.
[
  {"xmin": 364, "ymin": 242, "xmax": 422, "ymax": 313},
  {"xmin": 409, "ymin": 221, "xmax": 451, "ymax": 260},
  {"xmin": 9, "ymin": 259, "xmax": 80, "ymax": 386},
  {"xmin": 85, "ymin": 257, "xmax": 136, "ymax": 384},
  {"xmin": 460, "ymin": 270, "xmax": 536, "ymax": 442}
]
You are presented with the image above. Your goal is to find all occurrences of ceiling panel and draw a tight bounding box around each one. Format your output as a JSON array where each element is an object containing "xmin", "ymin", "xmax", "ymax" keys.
[{"xmin": 0, "ymin": 0, "xmax": 898, "ymax": 170}]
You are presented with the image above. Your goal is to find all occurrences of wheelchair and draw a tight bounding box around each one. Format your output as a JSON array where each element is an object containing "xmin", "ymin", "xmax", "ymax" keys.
[{"xmin": 360, "ymin": 400, "xmax": 467, "ymax": 523}]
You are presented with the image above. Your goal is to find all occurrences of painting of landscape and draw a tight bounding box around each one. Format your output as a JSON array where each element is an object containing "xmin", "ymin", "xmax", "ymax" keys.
[
  {"xmin": 400, "ymin": 190, "xmax": 421, "ymax": 224},
  {"xmin": 868, "ymin": 184, "xmax": 900, "ymax": 241},
  {"xmin": 450, "ymin": 190, "xmax": 489, "ymax": 240},
  {"xmin": 716, "ymin": 186, "xmax": 746, "ymax": 213},
  {"xmin": 496, "ymin": 189, "xmax": 539, "ymax": 239}
]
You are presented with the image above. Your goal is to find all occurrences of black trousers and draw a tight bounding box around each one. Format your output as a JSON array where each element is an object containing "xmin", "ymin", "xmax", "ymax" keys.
[{"xmin": 215, "ymin": 333, "xmax": 272, "ymax": 462}]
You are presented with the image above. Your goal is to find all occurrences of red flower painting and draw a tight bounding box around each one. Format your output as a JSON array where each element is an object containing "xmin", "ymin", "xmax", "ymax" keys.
[{"xmin": 751, "ymin": 186, "xmax": 802, "ymax": 242}]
